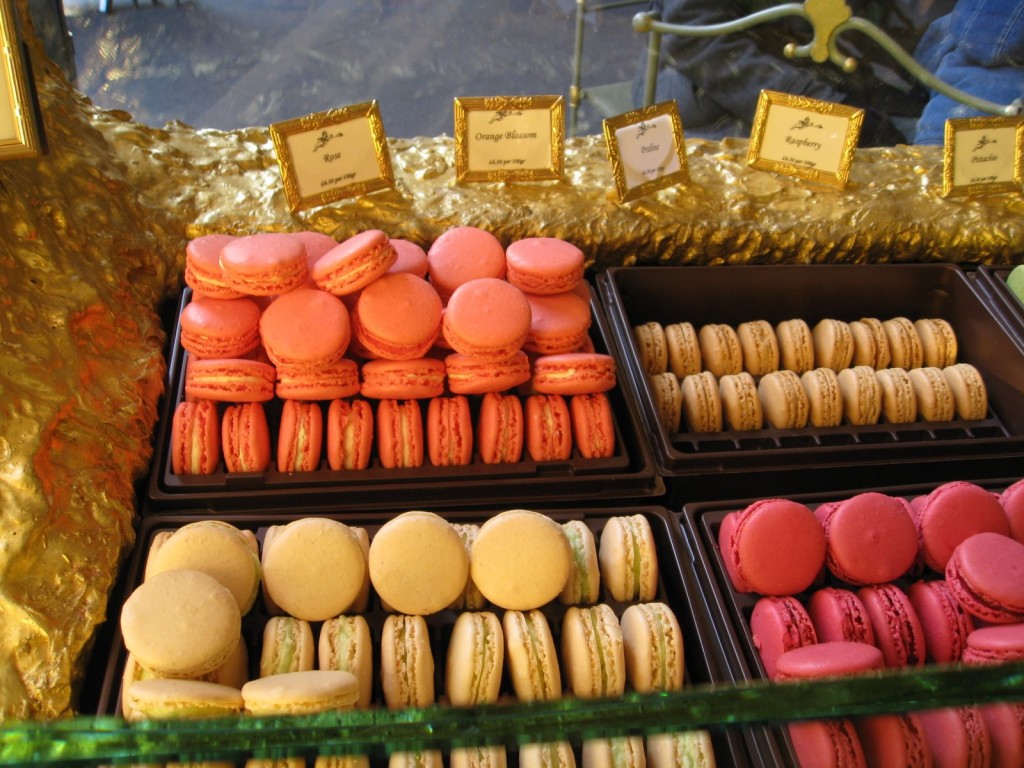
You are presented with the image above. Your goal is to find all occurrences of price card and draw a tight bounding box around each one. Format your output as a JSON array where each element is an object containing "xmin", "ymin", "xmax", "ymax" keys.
[
  {"xmin": 453, "ymin": 95, "xmax": 564, "ymax": 182},
  {"xmin": 270, "ymin": 100, "xmax": 394, "ymax": 212},
  {"xmin": 0, "ymin": 0, "xmax": 43, "ymax": 160},
  {"xmin": 603, "ymin": 100, "xmax": 688, "ymax": 203},
  {"xmin": 747, "ymin": 89, "xmax": 862, "ymax": 189},
  {"xmin": 942, "ymin": 116, "xmax": 1024, "ymax": 197}
]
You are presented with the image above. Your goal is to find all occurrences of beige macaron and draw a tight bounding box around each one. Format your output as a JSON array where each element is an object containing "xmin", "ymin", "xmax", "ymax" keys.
[
  {"xmin": 445, "ymin": 610, "xmax": 504, "ymax": 706},
  {"xmin": 850, "ymin": 317, "xmax": 891, "ymax": 370},
  {"xmin": 560, "ymin": 603, "xmax": 625, "ymax": 699},
  {"xmin": 599, "ymin": 514, "xmax": 659, "ymax": 603},
  {"xmin": 776, "ymin": 318, "xmax": 814, "ymax": 374},
  {"xmin": 583, "ymin": 737, "xmax": 645, "ymax": 768},
  {"xmin": 319, "ymin": 614, "xmax": 374, "ymax": 708},
  {"xmin": 757, "ymin": 369, "xmax": 810, "ymax": 429},
  {"xmin": 915, "ymin": 318, "xmax": 958, "ymax": 368},
  {"xmin": 812, "ymin": 319, "xmax": 854, "ymax": 372},
  {"xmin": 450, "ymin": 746, "xmax": 507, "ymax": 768},
  {"xmin": 369, "ymin": 510, "xmax": 469, "ymax": 616},
  {"xmin": 664, "ymin": 321, "xmax": 701, "ymax": 379},
  {"xmin": 559, "ymin": 520, "xmax": 601, "ymax": 606},
  {"xmin": 260, "ymin": 615, "xmax": 315, "ymax": 677},
  {"xmin": 389, "ymin": 751, "xmax": 445, "ymax": 768},
  {"xmin": 646, "ymin": 731, "xmax": 716, "ymax": 768},
  {"xmin": 883, "ymin": 317, "xmax": 924, "ymax": 370},
  {"xmin": 121, "ymin": 568, "xmax": 241, "ymax": 679},
  {"xmin": 450, "ymin": 523, "xmax": 487, "ymax": 610},
  {"xmin": 122, "ymin": 678, "xmax": 244, "ymax": 722},
  {"xmin": 620, "ymin": 602, "xmax": 684, "ymax": 693},
  {"xmin": 380, "ymin": 613, "xmax": 435, "ymax": 709},
  {"xmin": 633, "ymin": 321, "xmax": 668, "ymax": 375},
  {"xmin": 736, "ymin": 320, "xmax": 779, "ymax": 377},
  {"xmin": 876, "ymin": 367, "xmax": 918, "ymax": 423},
  {"xmin": 837, "ymin": 365, "xmax": 882, "ymax": 425},
  {"xmin": 519, "ymin": 742, "xmax": 576, "ymax": 768},
  {"xmin": 800, "ymin": 368, "xmax": 843, "ymax": 428},
  {"xmin": 120, "ymin": 645, "xmax": 248, "ymax": 720},
  {"xmin": 503, "ymin": 609, "xmax": 561, "ymax": 702},
  {"xmin": 471, "ymin": 509, "xmax": 572, "ymax": 611},
  {"xmin": 681, "ymin": 370, "xmax": 723, "ymax": 433},
  {"xmin": 241, "ymin": 669, "xmax": 360, "ymax": 715},
  {"xmin": 909, "ymin": 366, "xmax": 955, "ymax": 421},
  {"xmin": 698, "ymin": 323, "xmax": 742, "ymax": 378},
  {"xmin": 650, "ymin": 371, "xmax": 682, "ymax": 432},
  {"xmin": 262, "ymin": 517, "xmax": 366, "ymax": 621},
  {"xmin": 942, "ymin": 362, "xmax": 987, "ymax": 420},
  {"xmin": 719, "ymin": 371, "xmax": 763, "ymax": 431}
]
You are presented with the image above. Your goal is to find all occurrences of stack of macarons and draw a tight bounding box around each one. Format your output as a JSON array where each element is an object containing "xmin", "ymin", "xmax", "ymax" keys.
[
  {"xmin": 174, "ymin": 227, "xmax": 619, "ymax": 476},
  {"xmin": 634, "ymin": 316, "xmax": 988, "ymax": 434},
  {"xmin": 716, "ymin": 479, "xmax": 1024, "ymax": 766}
]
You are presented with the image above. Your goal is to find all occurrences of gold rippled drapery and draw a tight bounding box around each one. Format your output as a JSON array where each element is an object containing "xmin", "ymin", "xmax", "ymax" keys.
[{"xmin": 1, "ymin": 0, "xmax": 1022, "ymax": 719}]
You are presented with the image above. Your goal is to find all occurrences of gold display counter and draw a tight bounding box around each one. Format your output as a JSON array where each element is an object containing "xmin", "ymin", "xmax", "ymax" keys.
[{"xmin": 1, "ymin": 2, "xmax": 1023, "ymax": 719}]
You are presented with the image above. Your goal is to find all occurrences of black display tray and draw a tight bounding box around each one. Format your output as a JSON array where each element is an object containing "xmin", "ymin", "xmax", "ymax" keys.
[
  {"xmin": 145, "ymin": 285, "xmax": 662, "ymax": 512},
  {"xmin": 974, "ymin": 265, "xmax": 1024, "ymax": 353},
  {"xmin": 89, "ymin": 506, "xmax": 753, "ymax": 767},
  {"xmin": 678, "ymin": 477, "xmax": 1020, "ymax": 767},
  {"xmin": 596, "ymin": 264, "xmax": 1024, "ymax": 497}
]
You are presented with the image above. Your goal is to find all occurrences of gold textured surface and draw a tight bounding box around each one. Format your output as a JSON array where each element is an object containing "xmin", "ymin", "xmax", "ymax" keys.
[{"xmin": 2, "ymin": 0, "xmax": 1024, "ymax": 720}]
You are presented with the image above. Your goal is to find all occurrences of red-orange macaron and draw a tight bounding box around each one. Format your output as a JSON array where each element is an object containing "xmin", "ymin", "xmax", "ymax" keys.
[
  {"xmin": 441, "ymin": 278, "xmax": 531, "ymax": 362},
  {"xmin": 445, "ymin": 351, "xmax": 531, "ymax": 395},
  {"xmin": 570, "ymin": 392, "xmax": 616, "ymax": 459},
  {"xmin": 523, "ymin": 292, "xmax": 592, "ymax": 355},
  {"xmin": 476, "ymin": 392, "xmax": 524, "ymax": 464},
  {"xmin": 426, "ymin": 395, "xmax": 473, "ymax": 467},
  {"xmin": 185, "ymin": 234, "xmax": 244, "ymax": 299},
  {"xmin": 221, "ymin": 401, "xmax": 271, "ymax": 474},
  {"xmin": 426, "ymin": 226, "xmax": 506, "ymax": 303},
  {"xmin": 326, "ymin": 398, "xmax": 374, "ymax": 471},
  {"xmin": 179, "ymin": 296, "xmax": 262, "ymax": 359},
  {"xmin": 259, "ymin": 287, "xmax": 351, "ymax": 371},
  {"xmin": 525, "ymin": 393, "xmax": 572, "ymax": 462},
  {"xmin": 352, "ymin": 273, "xmax": 442, "ymax": 361},
  {"xmin": 276, "ymin": 400, "xmax": 323, "ymax": 473},
  {"xmin": 219, "ymin": 233, "xmax": 309, "ymax": 296},
  {"xmin": 184, "ymin": 358, "xmax": 276, "ymax": 403},
  {"xmin": 505, "ymin": 237, "xmax": 585, "ymax": 295},
  {"xmin": 376, "ymin": 399, "xmax": 424, "ymax": 468},
  {"xmin": 531, "ymin": 353, "xmax": 616, "ymax": 395},
  {"xmin": 171, "ymin": 399, "xmax": 221, "ymax": 475},
  {"xmin": 312, "ymin": 229, "xmax": 397, "ymax": 296},
  {"xmin": 360, "ymin": 357, "xmax": 446, "ymax": 400},
  {"xmin": 275, "ymin": 358, "xmax": 360, "ymax": 401}
]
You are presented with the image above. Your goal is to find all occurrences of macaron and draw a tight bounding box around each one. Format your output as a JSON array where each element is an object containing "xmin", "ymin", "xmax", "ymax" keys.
[
  {"xmin": 561, "ymin": 603, "xmax": 625, "ymax": 698},
  {"xmin": 445, "ymin": 610, "xmax": 504, "ymax": 706},
  {"xmin": 532, "ymin": 353, "xmax": 616, "ymax": 395},
  {"xmin": 260, "ymin": 616, "xmax": 315, "ymax": 677},
  {"xmin": 570, "ymin": 392, "xmax": 616, "ymax": 459},
  {"xmin": 664, "ymin": 321, "xmax": 701, "ymax": 378},
  {"xmin": 916, "ymin": 706, "xmax": 992, "ymax": 768},
  {"xmin": 503, "ymin": 608, "xmax": 561, "ymax": 701},
  {"xmin": 376, "ymin": 399, "xmax": 425, "ymax": 469},
  {"xmin": 650, "ymin": 371, "xmax": 682, "ymax": 432},
  {"xmin": 184, "ymin": 358, "xmax": 276, "ymax": 403},
  {"xmin": 293, "ymin": 229, "xmax": 340, "ymax": 276},
  {"xmin": 505, "ymin": 236, "xmax": 585, "ymax": 295},
  {"xmin": 525, "ymin": 393, "xmax": 572, "ymax": 462},
  {"xmin": 757, "ymin": 369, "xmax": 810, "ymax": 429},
  {"xmin": 426, "ymin": 395, "xmax": 473, "ymax": 466},
  {"xmin": 450, "ymin": 523, "xmax": 487, "ymax": 610},
  {"xmin": 184, "ymin": 233, "xmax": 243, "ymax": 299},
  {"xmin": 909, "ymin": 366, "xmax": 955, "ymax": 422},
  {"xmin": 720, "ymin": 498, "xmax": 825, "ymax": 595},
  {"xmin": 942, "ymin": 362, "xmax": 988, "ymax": 420},
  {"xmin": 681, "ymin": 370, "xmax": 723, "ymax": 433},
  {"xmin": 915, "ymin": 318, "xmax": 958, "ymax": 368},
  {"xmin": 875, "ymin": 367, "xmax": 918, "ymax": 424},
  {"xmin": 800, "ymin": 367, "xmax": 843, "ymax": 428},
  {"xmin": 441, "ymin": 277, "xmax": 531, "ymax": 361},
  {"xmin": 261, "ymin": 517, "xmax": 367, "ymax": 621},
  {"xmin": 806, "ymin": 587, "xmax": 875, "ymax": 646},
  {"xmin": 854, "ymin": 713, "xmax": 932, "ymax": 768},
  {"xmin": 121, "ymin": 569, "xmax": 242, "ymax": 678},
  {"xmin": 450, "ymin": 746, "xmax": 507, "ymax": 768},
  {"xmin": 749, "ymin": 595, "xmax": 818, "ymax": 679},
  {"xmin": 179, "ymin": 296, "xmax": 262, "ymax": 359},
  {"xmin": 599, "ymin": 514, "xmax": 659, "ymax": 602},
  {"xmin": 849, "ymin": 317, "xmax": 891, "ymax": 369},
  {"xmin": 426, "ymin": 226, "xmax": 507, "ymax": 303},
  {"xmin": 817, "ymin": 492, "xmax": 918, "ymax": 585},
  {"xmin": 219, "ymin": 232, "xmax": 309, "ymax": 296},
  {"xmin": 171, "ymin": 399, "xmax": 221, "ymax": 475},
  {"xmin": 122, "ymin": 678, "xmax": 244, "ymax": 722},
  {"xmin": 883, "ymin": 317, "xmax": 924, "ymax": 370},
  {"xmin": 318, "ymin": 614, "xmax": 374, "ymax": 708},
  {"xmin": 773, "ymin": 640, "xmax": 885, "ymax": 681},
  {"xmin": 361, "ymin": 358, "xmax": 447, "ymax": 400},
  {"xmin": 907, "ymin": 578, "xmax": 975, "ymax": 663},
  {"xmin": 241, "ymin": 669, "xmax": 361, "ymax": 715},
  {"xmin": 916, "ymin": 481, "xmax": 1010, "ymax": 571},
  {"xmin": 559, "ymin": 520, "xmax": 601, "ymax": 606},
  {"xmin": 471, "ymin": 509, "xmax": 572, "ymax": 611},
  {"xmin": 837, "ymin": 365, "xmax": 882, "ymax": 425},
  {"xmin": 857, "ymin": 583, "xmax": 926, "ymax": 667},
  {"xmin": 389, "ymin": 752, "xmax": 445, "ymax": 768},
  {"xmin": 445, "ymin": 351, "xmax": 532, "ymax": 395},
  {"xmin": 787, "ymin": 719, "xmax": 867, "ymax": 768},
  {"xmin": 645, "ymin": 731, "xmax": 716, "ymax": 768},
  {"xmin": 353, "ymin": 272, "xmax": 443, "ymax": 360},
  {"xmin": 945, "ymin": 531, "xmax": 1024, "ymax": 624},
  {"xmin": 775, "ymin": 318, "xmax": 814, "ymax": 374},
  {"xmin": 812, "ymin": 318, "xmax": 854, "ymax": 372},
  {"xmin": 312, "ymin": 229, "xmax": 398, "ymax": 296},
  {"xmin": 380, "ymin": 613, "xmax": 435, "ymax": 709},
  {"xmin": 962, "ymin": 623, "xmax": 1024, "ymax": 664},
  {"xmin": 582, "ymin": 737, "xmax": 644, "ymax": 768},
  {"xmin": 276, "ymin": 358, "xmax": 360, "ymax": 401},
  {"xmin": 276, "ymin": 399, "xmax": 323, "ymax": 473},
  {"xmin": 523, "ymin": 292, "xmax": 593, "ymax": 355},
  {"xmin": 476, "ymin": 391, "xmax": 524, "ymax": 464},
  {"xmin": 977, "ymin": 703, "xmax": 1024, "ymax": 768},
  {"xmin": 698, "ymin": 323, "xmax": 742, "ymax": 378},
  {"xmin": 620, "ymin": 601, "xmax": 684, "ymax": 693},
  {"xmin": 719, "ymin": 371, "xmax": 763, "ymax": 431},
  {"xmin": 326, "ymin": 398, "xmax": 374, "ymax": 471},
  {"xmin": 633, "ymin": 321, "xmax": 668, "ymax": 376},
  {"xmin": 369, "ymin": 510, "xmax": 469, "ymax": 615},
  {"xmin": 387, "ymin": 238, "xmax": 429, "ymax": 279},
  {"xmin": 1000, "ymin": 478, "xmax": 1024, "ymax": 544},
  {"xmin": 736, "ymin": 319, "xmax": 779, "ymax": 376},
  {"xmin": 518, "ymin": 742, "xmax": 575, "ymax": 768},
  {"xmin": 221, "ymin": 401, "xmax": 271, "ymax": 474}
]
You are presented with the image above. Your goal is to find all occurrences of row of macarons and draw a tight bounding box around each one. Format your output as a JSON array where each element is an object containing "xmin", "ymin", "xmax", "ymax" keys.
[
  {"xmin": 633, "ymin": 316, "xmax": 959, "ymax": 381},
  {"xmin": 652, "ymin": 362, "xmax": 988, "ymax": 434},
  {"xmin": 171, "ymin": 390, "xmax": 617, "ymax": 476}
]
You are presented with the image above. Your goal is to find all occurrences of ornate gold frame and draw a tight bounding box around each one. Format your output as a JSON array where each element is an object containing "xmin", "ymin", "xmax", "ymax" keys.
[
  {"xmin": 748, "ymin": 89, "xmax": 861, "ymax": 189},
  {"xmin": 269, "ymin": 100, "xmax": 394, "ymax": 212},
  {"xmin": 942, "ymin": 116, "xmax": 1024, "ymax": 198},
  {"xmin": 453, "ymin": 95, "xmax": 564, "ymax": 183},
  {"xmin": 0, "ymin": 0, "xmax": 42, "ymax": 160},
  {"xmin": 603, "ymin": 100, "xmax": 688, "ymax": 203}
]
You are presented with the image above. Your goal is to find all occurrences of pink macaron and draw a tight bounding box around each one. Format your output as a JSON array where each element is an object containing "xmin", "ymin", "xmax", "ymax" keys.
[
  {"xmin": 915, "ymin": 481, "xmax": 1010, "ymax": 572},
  {"xmin": 816, "ymin": 492, "xmax": 918, "ymax": 586},
  {"xmin": 806, "ymin": 587, "xmax": 875, "ymax": 646},
  {"xmin": 945, "ymin": 532, "xmax": 1024, "ymax": 624},
  {"xmin": 387, "ymin": 239, "xmax": 429, "ymax": 279},
  {"xmin": 907, "ymin": 578, "xmax": 975, "ymax": 663},
  {"xmin": 749, "ymin": 595, "xmax": 817, "ymax": 679},
  {"xmin": 857, "ymin": 583, "xmax": 926, "ymax": 668},
  {"xmin": 999, "ymin": 478, "xmax": 1024, "ymax": 544},
  {"xmin": 916, "ymin": 706, "xmax": 992, "ymax": 768},
  {"xmin": 962, "ymin": 623, "xmax": 1024, "ymax": 665},
  {"xmin": 855, "ymin": 713, "xmax": 933, "ymax": 768},
  {"xmin": 504, "ymin": 237, "xmax": 585, "ymax": 295},
  {"xmin": 773, "ymin": 640, "xmax": 885, "ymax": 681}
]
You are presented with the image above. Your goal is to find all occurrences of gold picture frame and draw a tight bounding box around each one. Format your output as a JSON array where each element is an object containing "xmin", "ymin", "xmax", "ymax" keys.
[
  {"xmin": 748, "ymin": 89, "xmax": 862, "ymax": 189},
  {"xmin": 603, "ymin": 100, "xmax": 688, "ymax": 203},
  {"xmin": 942, "ymin": 116, "xmax": 1024, "ymax": 198},
  {"xmin": 269, "ymin": 100, "xmax": 394, "ymax": 212},
  {"xmin": 453, "ymin": 95, "xmax": 564, "ymax": 183},
  {"xmin": 0, "ymin": 0, "xmax": 43, "ymax": 160}
]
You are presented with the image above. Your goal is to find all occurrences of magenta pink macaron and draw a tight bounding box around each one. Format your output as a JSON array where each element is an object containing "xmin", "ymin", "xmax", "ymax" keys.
[
  {"xmin": 961, "ymin": 623, "xmax": 1024, "ymax": 665},
  {"xmin": 1000, "ymin": 478, "xmax": 1024, "ymax": 544},
  {"xmin": 816, "ymin": 492, "xmax": 918, "ymax": 586},
  {"xmin": 945, "ymin": 532, "xmax": 1024, "ymax": 624},
  {"xmin": 748, "ymin": 595, "xmax": 817, "ymax": 679},
  {"xmin": 915, "ymin": 481, "xmax": 1010, "ymax": 572},
  {"xmin": 773, "ymin": 640, "xmax": 885, "ymax": 681},
  {"xmin": 806, "ymin": 587, "xmax": 875, "ymax": 646},
  {"xmin": 857, "ymin": 583, "xmax": 926, "ymax": 668}
]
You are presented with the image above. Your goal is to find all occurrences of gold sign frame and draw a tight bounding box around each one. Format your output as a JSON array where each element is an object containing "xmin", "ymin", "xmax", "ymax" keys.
[
  {"xmin": 453, "ymin": 95, "xmax": 564, "ymax": 183},
  {"xmin": 748, "ymin": 89, "xmax": 862, "ymax": 189},
  {"xmin": 603, "ymin": 100, "xmax": 688, "ymax": 203},
  {"xmin": 270, "ymin": 100, "xmax": 394, "ymax": 212},
  {"xmin": 942, "ymin": 116, "xmax": 1024, "ymax": 198},
  {"xmin": 0, "ymin": 0, "xmax": 42, "ymax": 160}
]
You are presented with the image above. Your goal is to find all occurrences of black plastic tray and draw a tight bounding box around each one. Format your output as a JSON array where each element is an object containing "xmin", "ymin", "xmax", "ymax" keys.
[
  {"xmin": 973, "ymin": 265, "xmax": 1024, "ymax": 353},
  {"xmin": 88, "ymin": 506, "xmax": 753, "ymax": 767},
  {"xmin": 677, "ymin": 477, "xmax": 1020, "ymax": 767},
  {"xmin": 596, "ymin": 264, "xmax": 1024, "ymax": 497},
  {"xmin": 145, "ymin": 285, "xmax": 662, "ymax": 512}
]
